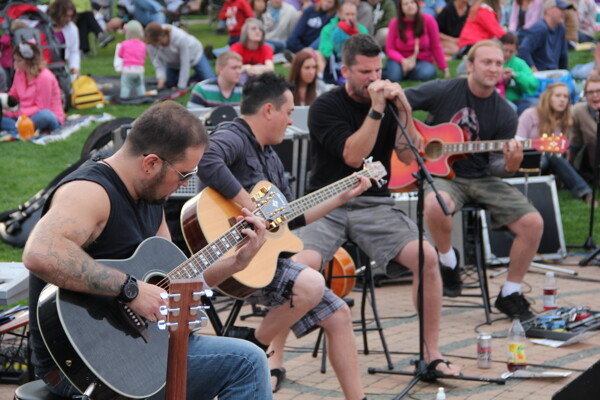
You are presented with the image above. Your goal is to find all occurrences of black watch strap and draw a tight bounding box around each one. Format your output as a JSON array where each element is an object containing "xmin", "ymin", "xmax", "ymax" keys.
[
  {"xmin": 117, "ymin": 274, "xmax": 138, "ymax": 303},
  {"xmin": 368, "ymin": 108, "xmax": 384, "ymax": 120}
]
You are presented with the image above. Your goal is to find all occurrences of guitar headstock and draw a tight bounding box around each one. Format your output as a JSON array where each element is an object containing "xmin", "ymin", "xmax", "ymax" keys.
[
  {"xmin": 252, "ymin": 184, "xmax": 289, "ymax": 229},
  {"xmin": 158, "ymin": 278, "xmax": 207, "ymax": 333},
  {"xmin": 532, "ymin": 134, "xmax": 570, "ymax": 154},
  {"xmin": 362, "ymin": 157, "xmax": 388, "ymax": 188}
]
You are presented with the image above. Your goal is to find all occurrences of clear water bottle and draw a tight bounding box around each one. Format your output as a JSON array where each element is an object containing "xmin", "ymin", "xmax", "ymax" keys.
[
  {"xmin": 435, "ymin": 387, "xmax": 446, "ymax": 400},
  {"xmin": 507, "ymin": 318, "xmax": 528, "ymax": 371},
  {"xmin": 543, "ymin": 272, "xmax": 558, "ymax": 310}
]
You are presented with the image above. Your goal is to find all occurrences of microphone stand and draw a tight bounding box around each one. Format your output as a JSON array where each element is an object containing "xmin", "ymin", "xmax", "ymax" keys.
[
  {"xmin": 368, "ymin": 103, "xmax": 506, "ymax": 398},
  {"xmin": 579, "ymin": 110, "xmax": 600, "ymax": 265}
]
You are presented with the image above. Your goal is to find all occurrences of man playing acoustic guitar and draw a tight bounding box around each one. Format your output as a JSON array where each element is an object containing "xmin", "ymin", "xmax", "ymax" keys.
[
  {"xmin": 293, "ymin": 34, "xmax": 463, "ymax": 378},
  {"xmin": 404, "ymin": 39, "xmax": 543, "ymax": 322},
  {"xmin": 196, "ymin": 72, "xmax": 372, "ymax": 398},
  {"xmin": 23, "ymin": 101, "xmax": 273, "ymax": 399}
]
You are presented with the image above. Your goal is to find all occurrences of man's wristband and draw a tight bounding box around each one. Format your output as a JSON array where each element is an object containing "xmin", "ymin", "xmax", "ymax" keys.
[{"xmin": 368, "ymin": 108, "xmax": 384, "ymax": 120}]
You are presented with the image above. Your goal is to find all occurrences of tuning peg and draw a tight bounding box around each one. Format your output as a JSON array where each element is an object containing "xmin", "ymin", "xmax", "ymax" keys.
[
  {"xmin": 189, "ymin": 305, "xmax": 210, "ymax": 316},
  {"xmin": 159, "ymin": 305, "xmax": 168, "ymax": 316},
  {"xmin": 203, "ymin": 289, "xmax": 214, "ymax": 298},
  {"xmin": 157, "ymin": 320, "xmax": 178, "ymax": 331}
]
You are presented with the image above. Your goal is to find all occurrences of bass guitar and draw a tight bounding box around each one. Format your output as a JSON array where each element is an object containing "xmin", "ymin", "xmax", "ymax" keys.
[
  {"xmin": 181, "ymin": 158, "xmax": 388, "ymax": 299},
  {"xmin": 37, "ymin": 185, "xmax": 287, "ymax": 400},
  {"xmin": 389, "ymin": 120, "xmax": 569, "ymax": 192}
]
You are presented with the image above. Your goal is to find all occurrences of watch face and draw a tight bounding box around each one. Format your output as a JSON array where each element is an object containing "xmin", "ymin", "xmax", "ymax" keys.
[{"xmin": 124, "ymin": 282, "xmax": 138, "ymax": 300}]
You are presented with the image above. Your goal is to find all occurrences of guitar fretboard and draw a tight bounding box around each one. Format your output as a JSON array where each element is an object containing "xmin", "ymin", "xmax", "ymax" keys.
[
  {"xmin": 167, "ymin": 212, "xmax": 263, "ymax": 281},
  {"xmin": 442, "ymin": 139, "xmax": 534, "ymax": 155},
  {"xmin": 286, "ymin": 168, "xmax": 374, "ymax": 221}
]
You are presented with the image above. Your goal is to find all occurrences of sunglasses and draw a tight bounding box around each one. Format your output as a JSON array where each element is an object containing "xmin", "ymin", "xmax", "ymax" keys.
[{"xmin": 143, "ymin": 154, "xmax": 198, "ymax": 183}]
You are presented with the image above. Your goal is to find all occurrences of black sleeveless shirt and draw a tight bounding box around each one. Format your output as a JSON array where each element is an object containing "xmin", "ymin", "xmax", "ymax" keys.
[{"xmin": 28, "ymin": 161, "xmax": 163, "ymax": 370}]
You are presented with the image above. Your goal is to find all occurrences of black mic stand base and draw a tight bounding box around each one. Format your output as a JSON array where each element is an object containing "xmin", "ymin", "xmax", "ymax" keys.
[
  {"xmin": 579, "ymin": 245, "xmax": 600, "ymax": 266},
  {"xmin": 368, "ymin": 360, "xmax": 506, "ymax": 400}
]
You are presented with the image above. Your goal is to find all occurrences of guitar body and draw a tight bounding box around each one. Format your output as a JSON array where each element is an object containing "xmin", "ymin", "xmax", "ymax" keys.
[
  {"xmin": 389, "ymin": 121, "xmax": 467, "ymax": 192},
  {"xmin": 324, "ymin": 247, "xmax": 356, "ymax": 298},
  {"xmin": 37, "ymin": 237, "xmax": 187, "ymax": 399},
  {"xmin": 181, "ymin": 181, "xmax": 303, "ymax": 299}
]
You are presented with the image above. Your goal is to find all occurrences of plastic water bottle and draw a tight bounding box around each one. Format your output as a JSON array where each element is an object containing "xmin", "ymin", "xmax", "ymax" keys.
[
  {"xmin": 17, "ymin": 114, "xmax": 34, "ymax": 140},
  {"xmin": 507, "ymin": 318, "xmax": 528, "ymax": 371},
  {"xmin": 543, "ymin": 272, "xmax": 558, "ymax": 310},
  {"xmin": 435, "ymin": 387, "xmax": 446, "ymax": 400}
]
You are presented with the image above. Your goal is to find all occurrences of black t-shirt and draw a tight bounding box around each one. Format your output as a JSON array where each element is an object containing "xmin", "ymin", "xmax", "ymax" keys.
[
  {"xmin": 307, "ymin": 85, "xmax": 397, "ymax": 195},
  {"xmin": 436, "ymin": 2, "xmax": 470, "ymax": 38},
  {"xmin": 29, "ymin": 161, "xmax": 163, "ymax": 371},
  {"xmin": 404, "ymin": 78, "xmax": 518, "ymax": 178}
]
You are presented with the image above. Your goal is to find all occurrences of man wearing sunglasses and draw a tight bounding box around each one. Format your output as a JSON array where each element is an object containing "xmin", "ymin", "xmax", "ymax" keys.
[{"xmin": 23, "ymin": 101, "xmax": 272, "ymax": 399}]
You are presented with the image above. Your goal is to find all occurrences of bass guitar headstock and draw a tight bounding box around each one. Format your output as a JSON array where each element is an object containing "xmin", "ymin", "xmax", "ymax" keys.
[
  {"xmin": 362, "ymin": 157, "xmax": 388, "ymax": 188},
  {"xmin": 251, "ymin": 184, "xmax": 289, "ymax": 229}
]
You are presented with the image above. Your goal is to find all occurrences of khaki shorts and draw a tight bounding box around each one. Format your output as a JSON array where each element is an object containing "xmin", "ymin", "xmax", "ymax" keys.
[
  {"xmin": 425, "ymin": 176, "xmax": 538, "ymax": 230},
  {"xmin": 295, "ymin": 196, "xmax": 423, "ymax": 276}
]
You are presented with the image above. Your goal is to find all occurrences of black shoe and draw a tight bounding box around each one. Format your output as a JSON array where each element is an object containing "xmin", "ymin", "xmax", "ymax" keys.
[
  {"xmin": 283, "ymin": 49, "xmax": 294, "ymax": 63},
  {"xmin": 439, "ymin": 248, "xmax": 461, "ymax": 297},
  {"xmin": 204, "ymin": 44, "xmax": 216, "ymax": 60},
  {"xmin": 98, "ymin": 33, "xmax": 115, "ymax": 48},
  {"xmin": 495, "ymin": 291, "xmax": 535, "ymax": 322}
]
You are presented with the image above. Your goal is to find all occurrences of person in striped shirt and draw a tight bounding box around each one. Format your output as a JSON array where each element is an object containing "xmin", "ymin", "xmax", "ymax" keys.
[{"xmin": 187, "ymin": 51, "xmax": 244, "ymax": 108}]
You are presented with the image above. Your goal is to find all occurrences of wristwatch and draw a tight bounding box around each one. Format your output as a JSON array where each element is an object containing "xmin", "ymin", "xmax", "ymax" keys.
[
  {"xmin": 117, "ymin": 274, "xmax": 139, "ymax": 303},
  {"xmin": 368, "ymin": 108, "xmax": 384, "ymax": 120}
]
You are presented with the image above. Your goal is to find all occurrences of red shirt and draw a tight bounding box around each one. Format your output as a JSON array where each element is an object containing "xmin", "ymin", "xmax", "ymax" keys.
[
  {"xmin": 230, "ymin": 42, "xmax": 274, "ymax": 65},
  {"xmin": 219, "ymin": 0, "xmax": 254, "ymax": 37}
]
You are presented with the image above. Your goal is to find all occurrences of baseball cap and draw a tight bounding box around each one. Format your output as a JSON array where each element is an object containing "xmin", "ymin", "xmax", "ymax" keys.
[{"xmin": 544, "ymin": 0, "xmax": 575, "ymax": 11}]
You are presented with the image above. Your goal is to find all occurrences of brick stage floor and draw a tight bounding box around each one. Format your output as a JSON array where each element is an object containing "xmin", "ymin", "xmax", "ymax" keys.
[{"xmin": 2, "ymin": 254, "xmax": 600, "ymax": 399}]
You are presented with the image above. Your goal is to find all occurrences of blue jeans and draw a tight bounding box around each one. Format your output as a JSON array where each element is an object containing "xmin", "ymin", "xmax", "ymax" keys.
[
  {"xmin": 2, "ymin": 109, "xmax": 60, "ymax": 134},
  {"xmin": 37, "ymin": 335, "xmax": 271, "ymax": 400},
  {"xmin": 166, "ymin": 55, "xmax": 216, "ymax": 88},
  {"xmin": 265, "ymin": 39, "xmax": 286, "ymax": 54},
  {"xmin": 384, "ymin": 59, "xmax": 437, "ymax": 82},
  {"xmin": 542, "ymin": 153, "xmax": 591, "ymax": 199},
  {"xmin": 120, "ymin": 73, "xmax": 146, "ymax": 98}
]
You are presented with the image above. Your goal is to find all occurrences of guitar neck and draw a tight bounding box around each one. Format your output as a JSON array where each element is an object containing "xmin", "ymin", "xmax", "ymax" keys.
[
  {"xmin": 286, "ymin": 169, "xmax": 371, "ymax": 221},
  {"xmin": 442, "ymin": 139, "xmax": 535, "ymax": 155},
  {"xmin": 167, "ymin": 219, "xmax": 253, "ymax": 280}
]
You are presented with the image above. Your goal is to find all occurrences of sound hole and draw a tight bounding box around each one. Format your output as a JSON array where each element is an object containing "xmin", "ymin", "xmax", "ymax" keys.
[{"xmin": 425, "ymin": 141, "xmax": 443, "ymax": 160}]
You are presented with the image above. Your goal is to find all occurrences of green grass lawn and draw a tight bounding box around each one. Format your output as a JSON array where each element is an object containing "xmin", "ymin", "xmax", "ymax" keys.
[{"xmin": 0, "ymin": 17, "xmax": 598, "ymax": 265}]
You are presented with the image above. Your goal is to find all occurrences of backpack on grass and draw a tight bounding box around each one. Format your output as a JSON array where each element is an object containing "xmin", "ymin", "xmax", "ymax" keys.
[{"xmin": 71, "ymin": 75, "xmax": 105, "ymax": 109}]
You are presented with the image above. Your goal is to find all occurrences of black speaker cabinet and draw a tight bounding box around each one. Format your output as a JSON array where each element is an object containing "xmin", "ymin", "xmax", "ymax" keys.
[
  {"xmin": 481, "ymin": 175, "xmax": 566, "ymax": 265},
  {"xmin": 553, "ymin": 359, "xmax": 600, "ymax": 399}
]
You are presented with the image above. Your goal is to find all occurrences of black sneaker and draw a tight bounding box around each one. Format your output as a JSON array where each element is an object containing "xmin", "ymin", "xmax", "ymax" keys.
[
  {"xmin": 495, "ymin": 291, "xmax": 535, "ymax": 322},
  {"xmin": 439, "ymin": 248, "xmax": 461, "ymax": 297},
  {"xmin": 204, "ymin": 44, "xmax": 216, "ymax": 60},
  {"xmin": 283, "ymin": 49, "xmax": 294, "ymax": 63},
  {"xmin": 98, "ymin": 33, "xmax": 115, "ymax": 48}
]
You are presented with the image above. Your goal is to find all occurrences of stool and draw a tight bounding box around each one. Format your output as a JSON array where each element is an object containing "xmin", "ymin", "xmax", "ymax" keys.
[
  {"xmin": 14, "ymin": 380, "xmax": 68, "ymax": 400},
  {"xmin": 445, "ymin": 203, "xmax": 492, "ymax": 324},
  {"xmin": 312, "ymin": 240, "xmax": 394, "ymax": 372}
]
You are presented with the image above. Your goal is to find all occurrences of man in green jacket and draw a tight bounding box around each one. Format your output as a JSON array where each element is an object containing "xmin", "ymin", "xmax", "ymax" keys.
[{"xmin": 501, "ymin": 32, "xmax": 539, "ymax": 115}]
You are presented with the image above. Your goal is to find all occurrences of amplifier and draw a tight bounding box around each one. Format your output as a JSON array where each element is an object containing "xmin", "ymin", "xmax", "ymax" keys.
[
  {"xmin": 481, "ymin": 175, "xmax": 566, "ymax": 265},
  {"xmin": 0, "ymin": 262, "xmax": 28, "ymax": 306}
]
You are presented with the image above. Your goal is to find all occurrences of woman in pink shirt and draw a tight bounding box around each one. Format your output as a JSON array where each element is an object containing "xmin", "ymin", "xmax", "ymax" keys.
[
  {"xmin": 2, "ymin": 42, "xmax": 64, "ymax": 135},
  {"xmin": 117, "ymin": 20, "xmax": 147, "ymax": 98},
  {"xmin": 458, "ymin": 0, "xmax": 505, "ymax": 52},
  {"xmin": 385, "ymin": 0, "xmax": 449, "ymax": 82}
]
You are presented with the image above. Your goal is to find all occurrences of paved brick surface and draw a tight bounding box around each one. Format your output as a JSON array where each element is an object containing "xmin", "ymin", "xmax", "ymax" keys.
[{"xmin": 2, "ymin": 254, "xmax": 600, "ymax": 399}]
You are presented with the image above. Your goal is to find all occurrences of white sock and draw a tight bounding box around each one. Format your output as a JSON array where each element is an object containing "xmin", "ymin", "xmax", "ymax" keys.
[
  {"xmin": 439, "ymin": 249, "xmax": 457, "ymax": 269},
  {"xmin": 501, "ymin": 281, "xmax": 521, "ymax": 297}
]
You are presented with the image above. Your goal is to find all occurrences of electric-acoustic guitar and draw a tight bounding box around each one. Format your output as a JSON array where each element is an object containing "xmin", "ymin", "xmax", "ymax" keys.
[
  {"xmin": 181, "ymin": 158, "xmax": 388, "ymax": 299},
  {"xmin": 388, "ymin": 120, "xmax": 570, "ymax": 192},
  {"xmin": 36, "ymin": 185, "xmax": 288, "ymax": 400}
]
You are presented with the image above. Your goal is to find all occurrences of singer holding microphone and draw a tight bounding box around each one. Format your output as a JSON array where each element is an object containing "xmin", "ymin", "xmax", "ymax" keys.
[{"xmin": 293, "ymin": 34, "xmax": 462, "ymax": 378}]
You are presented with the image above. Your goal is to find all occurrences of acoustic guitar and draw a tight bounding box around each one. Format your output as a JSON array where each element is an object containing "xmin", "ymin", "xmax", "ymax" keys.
[
  {"xmin": 181, "ymin": 158, "xmax": 388, "ymax": 299},
  {"xmin": 36, "ymin": 185, "xmax": 287, "ymax": 400},
  {"xmin": 324, "ymin": 247, "xmax": 356, "ymax": 298},
  {"xmin": 388, "ymin": 120, "xmax": 570, "ymax": 192}
]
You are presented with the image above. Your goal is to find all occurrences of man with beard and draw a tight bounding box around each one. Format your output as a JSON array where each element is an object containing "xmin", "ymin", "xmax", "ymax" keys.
[
  {"xmin": 22, "ymin": 101, "xmax": 272, "ymax": 399},
  {"xmin": 404, "ymin": 40, "xmax": 543, "ymax": 322},
  {"xmin": 293, "ymin": 34, "xmax": 462, "ymax": 377}
]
